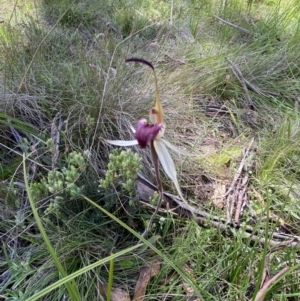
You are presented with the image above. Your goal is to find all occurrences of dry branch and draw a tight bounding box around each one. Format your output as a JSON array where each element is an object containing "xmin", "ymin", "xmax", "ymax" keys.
[
  {"xmin": 223, "ymin": 138, "xmax": 254, "ymax": 199},
  {"xmin": 223, "ymin": 138, "xmax": 255, "ymax": 223},
  {"xmin": 135, "ymin": 172, "xmax": 300, "ymax": 249},
  {"xmin": 98, "ymin": 168, "xmax": 300, "ymax": 249},
  {"xmin": 214, "ymin": 15, "xmax": 253, "ymax": 35},
  {"xmin": 226, "ymin": 58, "xmax": 254, "ymax": 106},
  {"xmin": 254, "ymin": 266, "xmax": 290, "ymax": 301},
  {"xmin": 225, "ymin": 58, "xmax": 275, "ymax": 99}
]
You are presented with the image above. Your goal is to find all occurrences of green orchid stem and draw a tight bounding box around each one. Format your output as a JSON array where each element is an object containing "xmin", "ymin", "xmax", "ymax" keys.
[{"xmin": 139, "ymin": 141, "xmax": 163, "ymax": 242}]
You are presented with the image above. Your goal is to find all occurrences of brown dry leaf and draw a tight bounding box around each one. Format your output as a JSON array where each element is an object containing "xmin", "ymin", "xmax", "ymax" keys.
[
  {"xmin": 132, "ymin": 258, "xmax": 161, "ymax": 301},
  {"xmin": 182, "ymin": 265, "xmax": 201, "ymax": 301},
  {"xmin": 211, "ymin": 181, "xmax": 227, "ymax": 208},
  {"xmin": 98, "ymin": 283, "xmax": 130, "ymax": 301}
]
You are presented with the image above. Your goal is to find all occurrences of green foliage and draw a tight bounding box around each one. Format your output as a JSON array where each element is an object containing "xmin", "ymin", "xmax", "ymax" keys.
[
  {"xmin": 100, "ymin": 149, "xmax": 141, "ymax": 194},
  {"xmin": 100, "ymin": 149, "xmax": 141, "ymax": 212},
  {"xmin": 31, "ymin": 151, "xmax": 87, "ymax": 214},
  {"xmin": 256, "ymin": 118, "xmax": 300, "ymax": 222},
  {"xmin": 115, "ymin": 5, "xmax": 149, "ymax": 38},
  {"xmin": 41, "ymin": 0, "xmax": 106, "ymax": 27},
  {"xmin": 149, "ymin": 190, "xmax": 159, "ymax": 205}
]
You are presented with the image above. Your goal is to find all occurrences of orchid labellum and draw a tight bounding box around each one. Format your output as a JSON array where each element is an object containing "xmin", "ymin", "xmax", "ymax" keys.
[{"xmin": 105, "ymin": 58, "xmax": 192, "ymax": 213}]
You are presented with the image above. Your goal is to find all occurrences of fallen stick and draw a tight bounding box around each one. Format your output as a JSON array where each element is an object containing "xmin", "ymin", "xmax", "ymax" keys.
[
  {"xmin": 226, "ymin": 58, "xmax": 254, "ymax": 106},
  {"xmin": 214, "ymin": 15, "xmax": 253, "ymax": 35},
  {"xmin": 136, "ymin": 173, "xmax": 300, "ymax": 247},
  {"xmin": 234, "ymin": 170, "xmax": 250, "ymax": 222},
  {"xmin": 254, "ymin": 266, "xmax": 290, "ymax": 301},
  {"xmin": 98, "ymin": 169, "xmax": 300, "ymax": 248},
  {"xmin": 223, "ymin": 137, "xmax": 255, "ymax": 199}
]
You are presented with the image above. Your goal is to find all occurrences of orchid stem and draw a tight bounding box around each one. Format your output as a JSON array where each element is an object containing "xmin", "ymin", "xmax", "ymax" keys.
[
  {"xmin": 139, "ymin": 191, "xmax": 163, "ymax": 243},
  {"xmin": 138, "ymin": 141, "xmax": 163, "ymax": 243}
]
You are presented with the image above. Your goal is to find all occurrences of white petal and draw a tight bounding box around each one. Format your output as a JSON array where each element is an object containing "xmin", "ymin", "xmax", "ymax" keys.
[
  {"xmin": 153, "ymin": 140, "xmax": 186, "ymax": 201},
  {"xmin": 161, "ymin": 139, "xmax": 197, "ymax": 156},
  {"xmin": 129, "ymin": 124, "xmax": 136, "ymax": 133},
  {"xmin": 153, "ymin": 140, "xmax": 176, "ymax": 180},
  {"xmin": 104, "ymin": 139, "xmax": 139, "ymax": 146}
]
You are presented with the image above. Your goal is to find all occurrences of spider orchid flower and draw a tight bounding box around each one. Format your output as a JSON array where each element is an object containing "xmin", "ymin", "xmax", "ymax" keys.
[{"xmin": 105, "ymin": 58, "xmax": 192, "ymax": 201}]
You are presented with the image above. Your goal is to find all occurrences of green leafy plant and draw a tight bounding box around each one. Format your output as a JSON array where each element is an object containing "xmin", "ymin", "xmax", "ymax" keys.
[
  {"xmin": 100, "ymin": 148, "xmax": 141, "ymax": 196},
  {"xmin": 99, "ymin": 148, "xmax": 142, "ymax": 216},
  {"xmin": 30, "ymin": 150, "xmax": 87, "ymax": 215}
]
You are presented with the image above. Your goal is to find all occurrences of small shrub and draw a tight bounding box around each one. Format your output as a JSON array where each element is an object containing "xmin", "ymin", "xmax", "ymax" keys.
[
  {"xmin": 100, "ymin": 148, "xmax": 142, "ymax": 211},
  {"xmin": 30, "ymin": 150, "xmax": 87, "ymax": 215}
]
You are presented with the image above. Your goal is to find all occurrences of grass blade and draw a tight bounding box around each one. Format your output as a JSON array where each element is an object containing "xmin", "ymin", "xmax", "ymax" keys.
[
  {"xmin": 83, "ymin": 195, "xmax": 214, "ymax": 300},
  {"xmin": 23, "ymin": 153, "xmax": 81, "ymax": 301},
  {"xmin": 25, "ymin": 245, "xmax": 142, "ymax": 301},
  {"xmin": 107, "ymin": 255, "xmax": 114, "ymax": 301},
  {"xmin": 0, "ymin": 112, "xmax": 39, "ymax": 137}
]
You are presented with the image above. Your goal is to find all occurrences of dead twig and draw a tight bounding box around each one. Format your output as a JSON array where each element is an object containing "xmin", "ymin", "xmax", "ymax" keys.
[
  {"xmin": 254, "ymin": 266, "xmax": 290, "ymax": 301},
  {"xmin": 243, "ymin": 78, "xmax": 273, "ymax": 98},
  {"xmin": 223, "ymin": 138, "xmax": 254, "ymax": 199},
  {"xmin": 96, "ymin": 168, "xmax": 300, "ymax": 249},
  {"xmin": 163, "ymin": 54, "xmax": 186, "ymax": 65},
  {"xmin": 226, "ymin": 58, "xmax": 274, "ymax": 99},
  {"xmin": 133, "ymin": 258, "xmax": 161, "ymax": 301},
  {"xmin": 226, "ymin": 58, "xmax": 254, "ymax": 106},
  {"xmin": 214, "ymin": 15, "xmax": 253, "ymax": 35},
  {"xmin": 234, "ymin": 175, "xmax": 248, "ymax": 222},
  {"xmin": 136, "ymin": 172, "xmax": 300, "ymax": 249},
  {"xmin": 223, "ymin": 138, "xmax": 255, "ymax": 222}
]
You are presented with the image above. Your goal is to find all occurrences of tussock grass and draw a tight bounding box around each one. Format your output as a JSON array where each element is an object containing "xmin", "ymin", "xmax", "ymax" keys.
[{"xmin": 1, "ymin": 0, "xmax": 300, "ymax": 300}]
